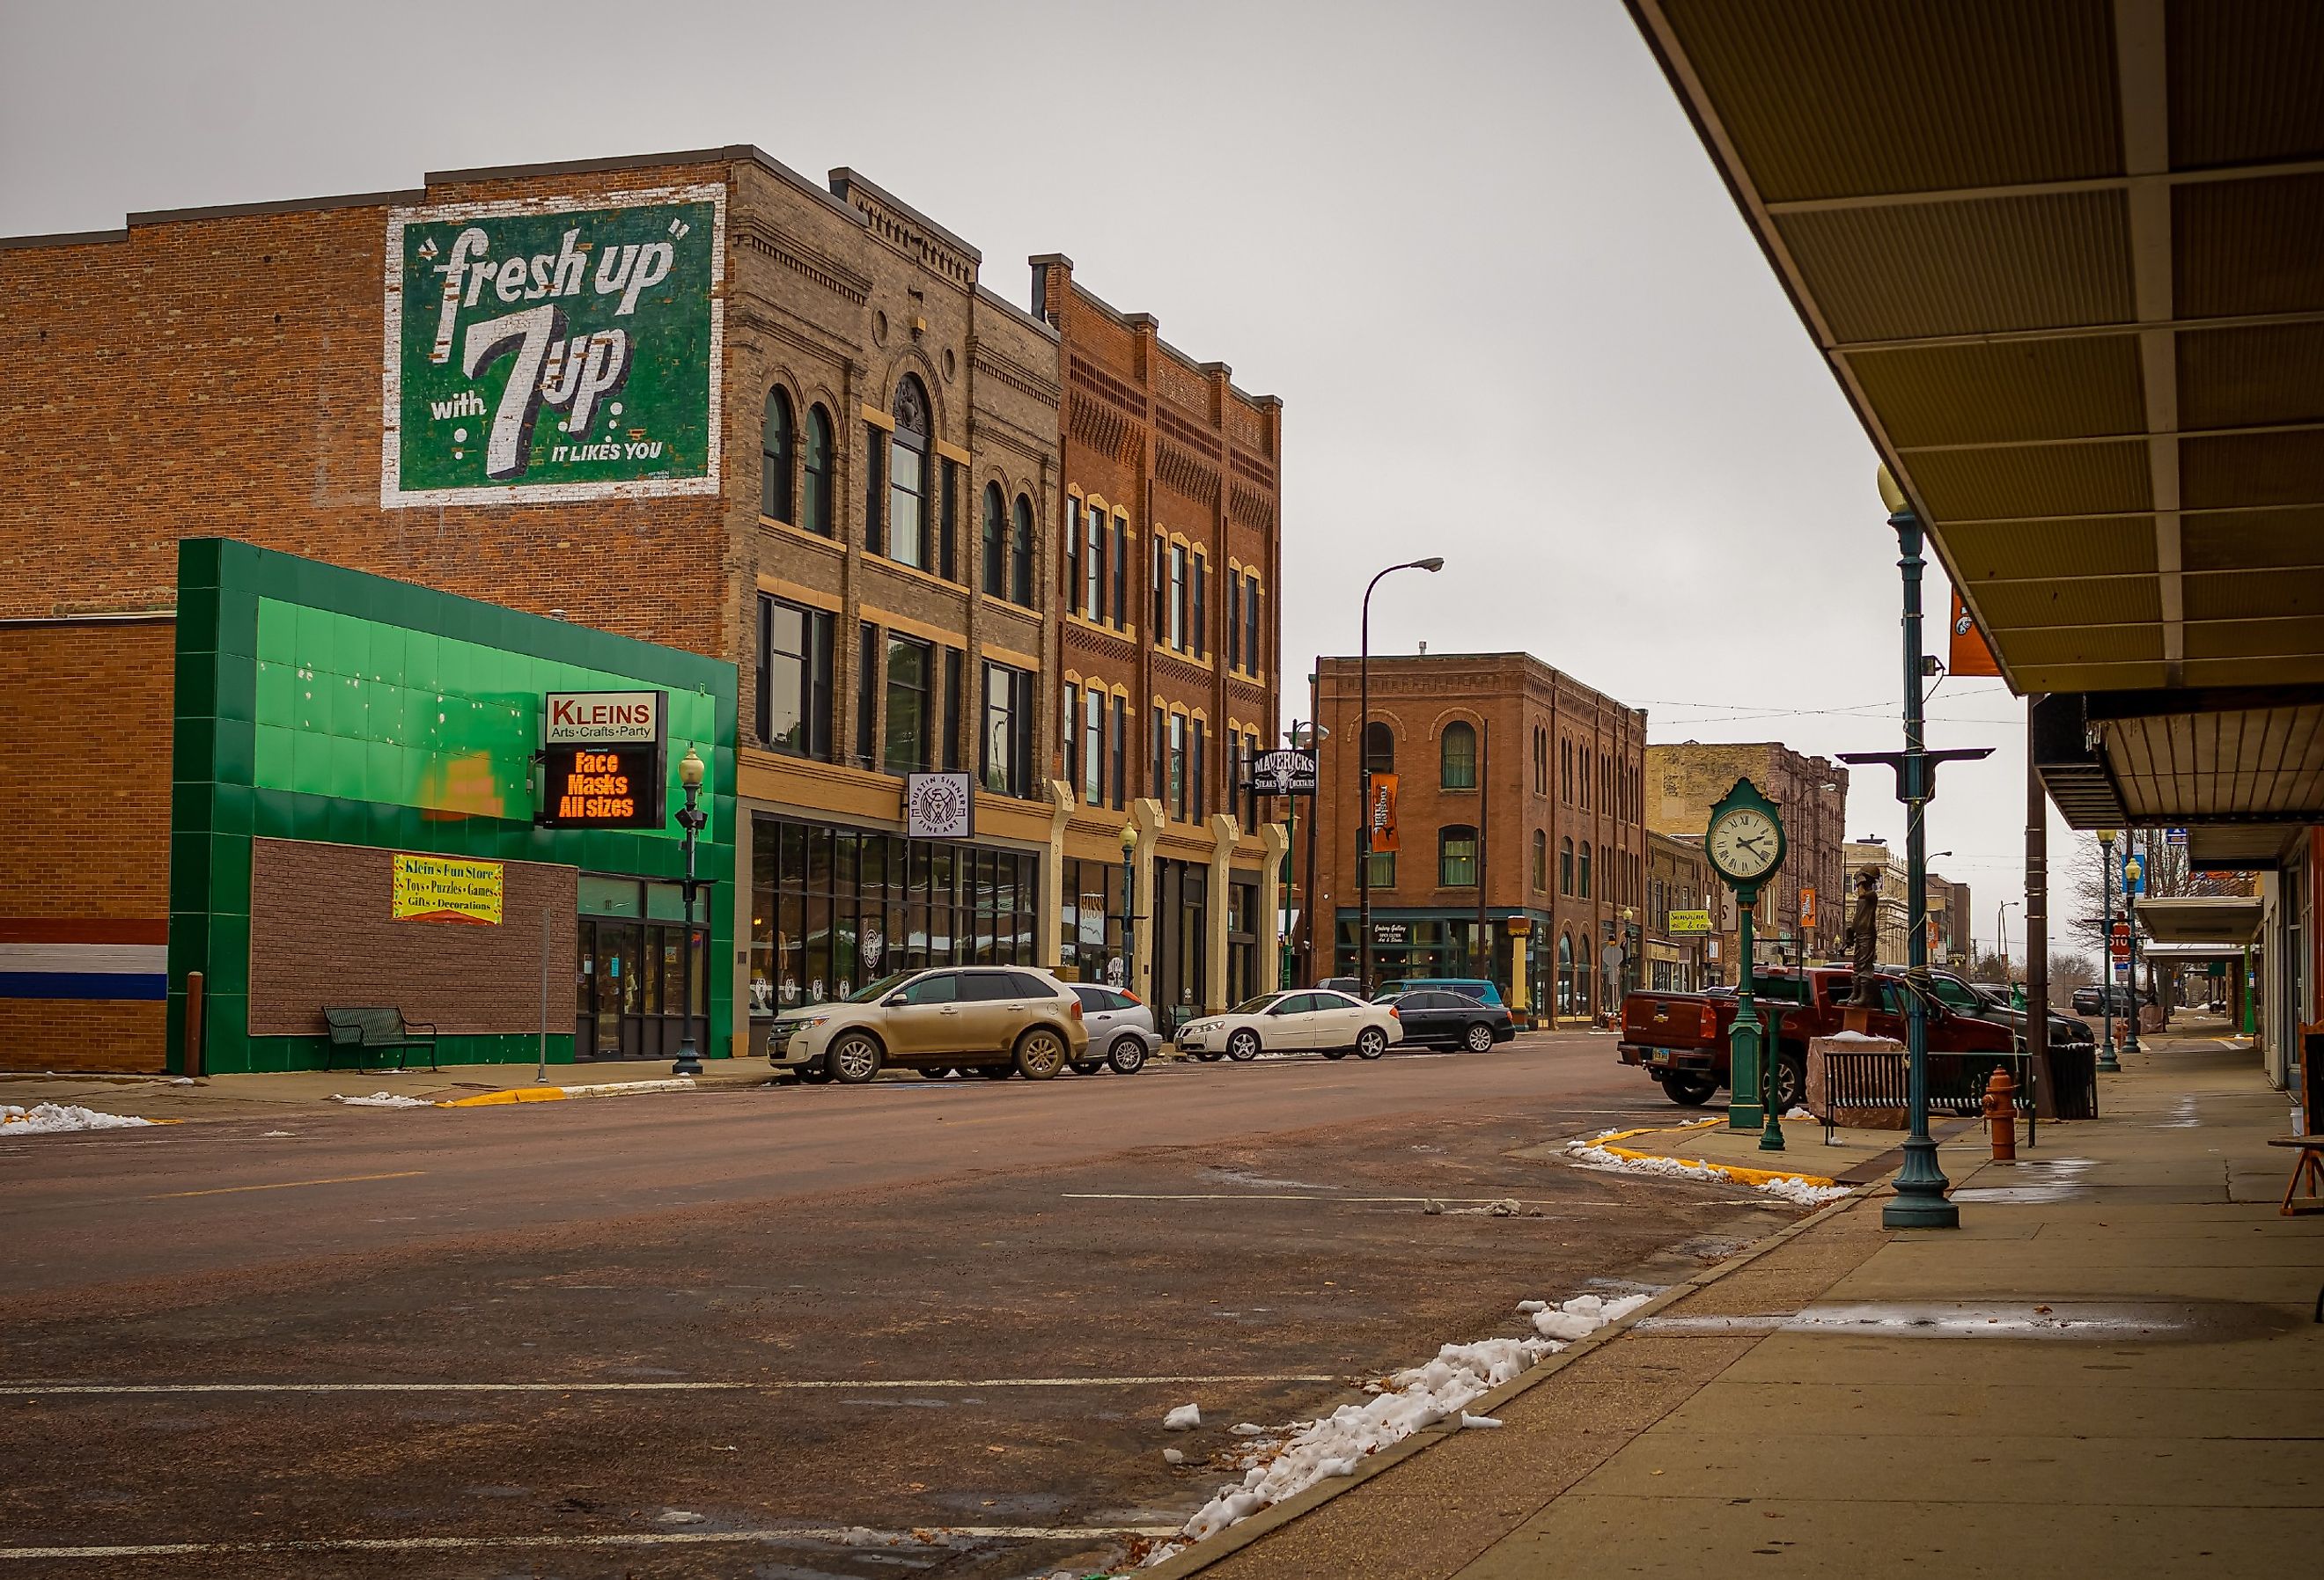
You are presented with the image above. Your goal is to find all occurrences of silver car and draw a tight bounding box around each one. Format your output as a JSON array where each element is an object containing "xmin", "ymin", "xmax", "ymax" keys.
[{"xmin": 1067, "ymin": 984, "xmax": 1158, "ymax": 1075}]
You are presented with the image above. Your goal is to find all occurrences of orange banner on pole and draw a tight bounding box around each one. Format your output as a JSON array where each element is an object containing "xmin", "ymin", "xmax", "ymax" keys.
[
  {"xmin": 1800, "ymin": 886, "xmax": 1817, "ymax": 930},
  {"xmin": 1369, "ymin": 774, "xmax": 1401, "ymax": 855},
  {"xmin": 1950, "ymin": 591, "xmax": 2002, "ymax": 678}
]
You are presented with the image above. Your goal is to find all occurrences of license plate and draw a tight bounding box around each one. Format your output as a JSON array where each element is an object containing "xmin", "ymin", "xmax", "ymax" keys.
[{"xmin": 1649, "ymin": 1049, "xmax": 1672, "ymax": 1066}]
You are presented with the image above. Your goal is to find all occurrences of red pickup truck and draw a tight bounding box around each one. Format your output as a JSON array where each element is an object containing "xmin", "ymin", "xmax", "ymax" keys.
[{"xmin": 1618, "ymin": 967, "xmax": 2014, "ymax": 1109}]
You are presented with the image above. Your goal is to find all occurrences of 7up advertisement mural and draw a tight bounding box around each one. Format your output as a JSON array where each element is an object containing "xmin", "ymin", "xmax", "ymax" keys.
[{"xmin": 382, "ymin": 185, "xmax": 725, "ymax": 507}]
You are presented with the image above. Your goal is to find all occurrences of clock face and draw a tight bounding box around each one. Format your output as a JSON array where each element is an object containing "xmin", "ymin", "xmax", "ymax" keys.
[{"xmin": 1709, "ymin": 808, "xmax": 1781, "ymax": 880}]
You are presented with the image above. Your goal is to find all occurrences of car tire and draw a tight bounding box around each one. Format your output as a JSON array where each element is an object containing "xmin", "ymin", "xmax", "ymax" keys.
[
  {"xmin": 1107, "ymin": 1037, "xmax": 1148, "ymax": 1076},
  {"xmin": 1772, "ymin": 1054, "xmax": 1806, "ymax": 1115},
  {"xmin": 1070, "ymin": 1060, "xmax": 1104, "ymax": 1077},
  {"xmin": 1226, "ymin": 1029, "xmax": 1261, "ymax": 1062},
  {"xmin": 1013, "ymin": 1026, "xmax": 1069, "ymax": 1081},
  {"xmin": 1355, "ymin": 1026, "xmax": 1388, "ymax": 1060},
  {"xmin": 827, "ymin": 1032, "xmax": 883, "ymax": 1085},
  {"xmin": 1663, "ymin": 1071, "xmax": 1717, "ymax": 1106},
  {"xmin": 1463, "ymin": 1022, "xmax": 1496, "ymax": 1054}
]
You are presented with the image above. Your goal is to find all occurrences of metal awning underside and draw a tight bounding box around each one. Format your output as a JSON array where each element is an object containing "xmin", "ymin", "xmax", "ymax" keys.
[
  {"xmin": 1629, "ymin": 1, "xmax": 2324, "ymax": 827},
  {"xmin": 2188, "ymin": 822, "xmax": 2304, "ymax": 871},
  {"xmin": 2133, "ymin": 894, "xmax": 2264, "ymax": 944}
]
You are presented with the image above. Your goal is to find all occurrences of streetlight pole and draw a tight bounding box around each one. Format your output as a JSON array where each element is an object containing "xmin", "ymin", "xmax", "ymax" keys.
[
  {"xmin": 2098, "ymin": 830, "xmax": 2120, "ymax": 1071},
  {"xmin": 1283, "ymin": 719, "xmax": 1327, "ymax": 990},
  {"xmin": 2124, "ymin": 841, "xmax": 2144, "ymax": 1055},
  {"xmin": 1357, "ymin": 557, "xmax": 1445, "ymax": 996},
  {"xmin": 1119, "ymin": 821, "xmax": 1139, "ymax": 1001},
  {"xmin": 671, "ymin": 746, "xmax": 709, "ymax": 1077}
]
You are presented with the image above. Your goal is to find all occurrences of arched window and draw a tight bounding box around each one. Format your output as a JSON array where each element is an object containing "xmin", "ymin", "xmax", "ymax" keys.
[
  {"xmin": 1364, "ymin": 720, "xmax": 1395, "ymax": 775},
  {"xmin": 1011, "ymin": 494, "xmax": 1035, "ymax": 606},
  {"xmin": 1532, "ymin": 828, "xmax": 1548, "ymax": 891},
  {"xmin": 1438, "ymin": 825, "xmax": 1478, "ymax": 887},
  {"xmin": 761, "ymin": 387, "xmax": 794, "ymax": 523},
  {"xmin": 888, "ymin": 377, "xmax": 930, "ymax": 568},
  {"xmin": 1578, "ymin": 841, "xmax": 1592, "ymax": 898},
  {"xmin": 1556, "ymin": 932, "xmax": 1576, "ymax": 1017},
  {"xmin": 981, "ymin": 482, "xmax": 1007, "ymax": 597},
  {"xmin": 1533, "ymin": 727, "xmax": 1548, "ymax": 796},
  {"xmin": 802, "ymin": 404, "xmax": 834, "ymax": 535},
  {"xmin": 1440, "ymin": 720, "xmax": 1477, "ymax": 789},
  {"xmin": 1561, "ymin": 837, "xmax": 1574, "ymax": 895}
]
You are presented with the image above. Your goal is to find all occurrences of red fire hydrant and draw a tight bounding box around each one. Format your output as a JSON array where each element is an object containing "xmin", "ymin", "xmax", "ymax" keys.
[{"xmin": 1984, "ymin": 1066, "xmax": 2018, "ymax": 1162}]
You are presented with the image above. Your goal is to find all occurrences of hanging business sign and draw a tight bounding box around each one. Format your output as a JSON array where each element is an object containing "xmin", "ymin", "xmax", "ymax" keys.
[
  {"xmin": 1799, "ymin": 886, "xmax": 1818, "ymax": 930},
  {"xmin": 906, "ymin": 773, "xmax": 974, "ymax": 840},
  {"xmin": 391, "ymin": 853, "xmax": 504, "ymax": 925},
  {"xmin": 1246, "ymin": 749, "xmax": 1318, "ymax": 797},
  {"xmin": 1949, "ymin": 591, "xmax": 2002, "ymax": 679},
  {"xmin": 537, "ymin": 689, "xmax": 667, "ymax": 829},
  {"xmin": 1367, "ymin": 774, "xmax": 1400, "ymax": 855},
  {"xmin": 545, "ymin": 689, "xmax": 664, "ymax": 745},
  {"xmin": 383, "ymin": 186, "xmax": 726, "ymax": 508},
  {"xmin": 1667, "ymin": 909, "xmax": 1712, "ymax": 935}
]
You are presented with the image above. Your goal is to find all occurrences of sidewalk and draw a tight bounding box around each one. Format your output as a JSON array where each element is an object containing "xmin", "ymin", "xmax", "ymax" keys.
[
  {"xmin": 0, "ymin": 1057, "xmax": 773, "ymax": 1121},
  {"xmin": 1166, "ymin": 1016, "xmax": 2323, "ymax": 1578}
]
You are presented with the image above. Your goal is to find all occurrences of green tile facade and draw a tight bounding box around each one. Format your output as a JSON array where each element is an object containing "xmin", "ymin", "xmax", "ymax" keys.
[{"xmin": 167, "ymin": 539, "xmax": 737, "ymax": 1073}]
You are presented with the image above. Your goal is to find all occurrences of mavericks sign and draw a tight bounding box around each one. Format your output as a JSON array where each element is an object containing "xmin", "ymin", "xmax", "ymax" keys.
[{"xmin": 383, "ymin": 186, "xmax": 725, "ymax": 507}]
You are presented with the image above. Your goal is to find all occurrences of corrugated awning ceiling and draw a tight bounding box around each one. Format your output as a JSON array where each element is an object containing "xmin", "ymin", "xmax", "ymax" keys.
[
  {"xmin": 2133, "ymin": 894, "xmax": 2264, "ymax": 944},
  {"xmin": 1632, "ymin": 0, "xmax": 2324, "ymax": 827}
]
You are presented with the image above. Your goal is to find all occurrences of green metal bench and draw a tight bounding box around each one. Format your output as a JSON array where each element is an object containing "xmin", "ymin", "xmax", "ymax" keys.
[{"xmin": 322, "ymin": 1007, "xmax": 439, "ymax": 1072}]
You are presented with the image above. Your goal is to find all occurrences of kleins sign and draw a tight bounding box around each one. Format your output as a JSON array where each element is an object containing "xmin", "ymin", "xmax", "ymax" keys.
[
  {"xmin": 544, "ymin": 690, "xmax": 663, "ymax": 745},
  {"xmin": 538, "ymin": 691, "xmax": 667, "ymax": 830},
  {"xmin": 383, "ymin": 186, "xmax": 725, "ymax": 508}
]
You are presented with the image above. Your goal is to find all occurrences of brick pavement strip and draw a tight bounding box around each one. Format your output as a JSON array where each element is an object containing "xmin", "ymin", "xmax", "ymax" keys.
[{"xmin": 1153, "ymin": 1019, "xmax": 2323, "ymax": 1579}]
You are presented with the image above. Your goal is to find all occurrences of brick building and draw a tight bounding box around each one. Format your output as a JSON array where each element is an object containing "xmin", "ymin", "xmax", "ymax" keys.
[
  {"xmin": 1645, "ymin": 743, "xmax": 1849, "ymax": 974},
  {"xmin": 1306, "ymin": 652, "xmax": 1645, "ymax": 1022},
  {"xmin": 0, "ymin": 145, "xmax": 1284, "ymax": 1069},
  {"xmin": 1029, "ymin": 259, "xmax": 1286, "ymax": 1025},
  {"xmin": 1644, "ymin": 831, "xmax": 1714, "ymax": 991}
]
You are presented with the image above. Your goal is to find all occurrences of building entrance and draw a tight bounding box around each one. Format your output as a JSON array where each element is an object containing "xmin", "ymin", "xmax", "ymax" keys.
[{"xmin": 576, "ymin": 876, "xmax": 706, "ymax": 1061}]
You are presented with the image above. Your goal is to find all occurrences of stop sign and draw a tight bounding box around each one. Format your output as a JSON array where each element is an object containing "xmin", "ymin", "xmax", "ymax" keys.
[{"xmin": 2109, "ymin": 922, "xmax": 2130, "ymax": 959}]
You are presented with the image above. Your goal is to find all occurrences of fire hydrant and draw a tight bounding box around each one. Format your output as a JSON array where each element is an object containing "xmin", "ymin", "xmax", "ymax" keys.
[{"xmin": 1984, "ymin": 1066, "xmax": 2018, "ymax": 1162}]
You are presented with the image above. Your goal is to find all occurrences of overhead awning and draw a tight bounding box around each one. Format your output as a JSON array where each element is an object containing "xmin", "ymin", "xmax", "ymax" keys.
[
  {"xmin": 2131, "ymin": 894, "xmax": 2264, "ymax": 944},
  {"xmin": 2188, "ymin": 823, "xmax": 2304, "ymax": 871},
  {"xmin": 1628, "ymin": 1, "xmax": 2324, "ymax": 827}
]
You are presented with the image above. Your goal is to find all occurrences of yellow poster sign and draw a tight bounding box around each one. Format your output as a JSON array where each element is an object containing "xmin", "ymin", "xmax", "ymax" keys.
[
  {"xmin": 1667, "ymin": 909, "xmax": 1712, "ymax": 935},
  {"xmin": 391, "ymin": 853, "xmax": 504, "ymax": 925}
]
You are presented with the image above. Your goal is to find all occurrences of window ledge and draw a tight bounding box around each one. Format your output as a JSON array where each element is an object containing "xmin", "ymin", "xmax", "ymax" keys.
[
  {"xmin": 864, "ymin": 555, "xmax": 969, "ymax": 597},
  {"xmin": 1064, "ymin": 613, "xmax": 1136, "ymax": 644},
  {"xmin": 980, "ymin": 592, "xmax": 1042, "ymax": 617},
  {"xmin": 758, "ymin": 515, "xmax": 842, "ymax": 551}
]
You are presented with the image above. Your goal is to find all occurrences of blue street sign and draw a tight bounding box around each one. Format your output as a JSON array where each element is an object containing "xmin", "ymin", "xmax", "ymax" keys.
[{"xmin": 2166, "ymin": 827, "xmax": 2187, "ymax": 846}]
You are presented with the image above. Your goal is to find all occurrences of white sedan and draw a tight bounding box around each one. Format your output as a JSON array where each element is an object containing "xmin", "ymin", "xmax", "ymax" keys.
[{"xmin": 1174, "ymin": 989, "xmax": 1405, "ymax": 1062}]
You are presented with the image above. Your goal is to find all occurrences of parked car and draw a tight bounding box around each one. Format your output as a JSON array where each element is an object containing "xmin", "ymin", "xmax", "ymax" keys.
[
  {"xmin": 2072, "ymin": 983, "xmax": 2144, "ymax": 1016},
  {"xmin": 1066, "ymin": 984, "xmax": 1158, "ymax": 1076},
  {"xmin": 1917, "ymin": 969, "xmax": 2097, "ymax": 1050},
  {"xmin": 767, "ymin": 966, "xmax": 1086, "ymax": 1084},
  {"xmin": 1316, "ymin": 976, "xmax": 1367, "ymax": 997},
  {"xmin": 1373, "ymin": 976, "xmax": 1505, "ymax": 1007},
  {"xmin": 1174, "ymin": 989, "xmax": 1404, "ymax": 1062},
  {"xmin": 1386, "ymin": 990, "xmax": 1515, "ymax": 1052},
  {"xmin": 1617, "ymin": 966, "xmax": 2012, "ymax": 1108}
]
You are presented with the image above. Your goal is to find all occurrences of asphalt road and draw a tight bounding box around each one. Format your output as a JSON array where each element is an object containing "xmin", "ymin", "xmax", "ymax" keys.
[{"xmin": 0, "ymin": 1034, "xmax": 1797, "ymax": 1577}]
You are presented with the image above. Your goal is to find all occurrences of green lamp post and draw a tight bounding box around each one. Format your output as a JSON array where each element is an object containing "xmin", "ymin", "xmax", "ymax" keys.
[{"xmin": 1704, "ymin": 777, "xmax": 1787, "ymax": 1140}]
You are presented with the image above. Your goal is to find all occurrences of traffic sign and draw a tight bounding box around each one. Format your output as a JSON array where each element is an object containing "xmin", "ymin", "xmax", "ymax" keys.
[
  {"xmin": 1600, "ymin": 942, "xmax": 1626, "ymax": 976},
  {"xmin": 2110, "ymin": 921, "xmax": 2130, "ymax": 959},
  {"xmin": 2166, "ymin": 827, "xmax": 2187, "ymax": 846}
]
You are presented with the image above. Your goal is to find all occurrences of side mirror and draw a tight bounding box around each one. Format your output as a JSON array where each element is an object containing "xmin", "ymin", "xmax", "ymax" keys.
[{"xmin": 885, "ymin": 993, "xmax": 909, "ymax": 1007}]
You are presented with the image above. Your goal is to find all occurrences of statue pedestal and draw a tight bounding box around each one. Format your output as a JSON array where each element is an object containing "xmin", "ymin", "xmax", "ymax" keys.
[{"xmin": 1841, "ymin": 1005, "xmax": 1875, "ymax": 1035}]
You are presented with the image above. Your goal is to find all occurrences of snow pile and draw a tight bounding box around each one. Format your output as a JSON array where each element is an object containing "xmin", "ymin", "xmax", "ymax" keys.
[
  {"xmin": 0, "ymin": 1103, "xmax": 156, "ymax": 1135},
  {"xmin": 1564, "ymin": 1139, "xmax": 1851, "ymax": 1207},
  {"xmin": 1820, "ymin": 1030, "xmax": 1899, "ymax": 1045},
  {"xmin": 329, "ymin": 1091, "xmax": 436, "ymax": 1108},
  {"xmin": 1173, "ymin": 1293, "xmax": 1651, "ymax": 1545},
  {"xmin": 1162, "ymin": 1403, "xmax": 1201, "ymax": 1430}
]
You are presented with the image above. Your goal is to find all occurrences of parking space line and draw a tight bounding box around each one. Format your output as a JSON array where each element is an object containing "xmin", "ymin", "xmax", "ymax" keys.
[
  {"xmin": 2, "ymin": 1372, "xmax": 1339, "ymax": 1396},
  {"xmin": 144, "ymin": 1171, "xmax": 423, "ymax": 1200},
  {"xmin": 0, "ymin": 1525, "xmax": 1186, "ymax": 1561}
]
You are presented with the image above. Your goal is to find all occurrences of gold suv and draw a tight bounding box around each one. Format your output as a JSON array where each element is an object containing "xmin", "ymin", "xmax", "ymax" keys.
[{"xmin": 767, "ymin": 966, "xmax": 1089, "ymax": 1084}]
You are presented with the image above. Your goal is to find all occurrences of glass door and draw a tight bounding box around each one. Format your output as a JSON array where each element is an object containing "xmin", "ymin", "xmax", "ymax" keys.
[{"xmin": 592, "ymin": 922, "xmax": 644, "ymax": 1059}]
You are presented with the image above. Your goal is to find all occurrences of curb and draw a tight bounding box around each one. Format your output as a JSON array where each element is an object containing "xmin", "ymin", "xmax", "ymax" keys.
[
  {"xmin": 437, "ymin": 1077, "xmax": 697, "ymax": 1108},
  {"xmin": 1587, "ymin": 1140, "xmax": 1840, "ymax": 1191},
  {"xmin": 1135, "ymin": 1179, "xmax": 1874, "ymax": 1578}
]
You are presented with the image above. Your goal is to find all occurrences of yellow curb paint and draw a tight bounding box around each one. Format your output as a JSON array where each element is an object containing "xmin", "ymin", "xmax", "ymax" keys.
[
  {"xmin": 1586, "ymin": 1117, "xmax": 1722, "ymax": 1147},
  {"xmin": 1592, "ymin": 1142, "xmax": 1837, "ymax": 1191},
  {"xmin": 438, "ymin": 1088, "xmax": 570, "ymax": 1108}
]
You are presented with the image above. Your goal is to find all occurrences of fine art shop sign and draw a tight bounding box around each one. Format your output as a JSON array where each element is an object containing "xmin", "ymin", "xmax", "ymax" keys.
[{"xmin": 382, "ymin": 185, "xmax": 726, "ymax": 507}]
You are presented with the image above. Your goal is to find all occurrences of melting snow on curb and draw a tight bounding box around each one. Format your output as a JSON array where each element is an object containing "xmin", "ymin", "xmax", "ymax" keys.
[
  {"xmin": 1169, "ymin": 1292, "xmax": 1652, "ymax": 1548},
  {"xmin": 1563, "ymin": 1141, "xmax": 1852, "ymax": 1208},
  {"xmin": 328, "ymin": 1092, "xmax": 437, "ymax": 1108},
  {"xmin": 0, "ymin": 1103, "xmax": 156, "ymax": 1135}
]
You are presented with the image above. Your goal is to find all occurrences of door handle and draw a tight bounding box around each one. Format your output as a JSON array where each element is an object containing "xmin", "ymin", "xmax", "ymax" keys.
[{"xmin": 939, "ymin": 1006, "xmax": 960, "ymax": 1015}]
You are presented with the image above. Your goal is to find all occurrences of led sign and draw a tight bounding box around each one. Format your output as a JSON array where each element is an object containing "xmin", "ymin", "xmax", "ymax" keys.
[{"xmin": 539, "ymin": 742, "xmax": 665, "ymax": 829}]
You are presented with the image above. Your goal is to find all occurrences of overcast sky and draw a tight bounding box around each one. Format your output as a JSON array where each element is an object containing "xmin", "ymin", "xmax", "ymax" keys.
[{"xmin": 0, "ymin": 0, "xmax": 2089, "ymax": 963}]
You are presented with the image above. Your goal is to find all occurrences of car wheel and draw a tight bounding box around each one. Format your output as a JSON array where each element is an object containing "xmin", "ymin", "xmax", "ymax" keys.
[
  {"xmin": 1013, "ymin": 1026, "xmax": 1068, "ymax": 1081},
  {"xmin": 1771, "ymin": 1054, "xmax": 1806, "ymax": 1115},
  {"xmin": 1463, "ymin": 1022, "xmax": 1496, "ymax": 1054},
  {"xmin": 1107, "ymin": 1036, "xmax": 1148, "ymax": 1076},
  {"xmin": 1663, "ymin": 1071, "xmax": 1717, "ymax": 1106},
  {"xmin": 1355, "ymin": 1026, "xmax": 1388, "ymax": 1060},
  {"xmin": 1070, "ymin": 1060, "xmax": 1104, "ymax": 1077},
  {"xmin": 827, "ymin": 1032, "xmax": 883, "ymax": 1085},
  {"xmin": 1226, "ymin": 1029, "xmax": 1261, "ymax": 1062}
]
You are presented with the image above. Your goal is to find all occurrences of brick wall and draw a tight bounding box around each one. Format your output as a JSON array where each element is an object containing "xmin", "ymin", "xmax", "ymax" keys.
[
  {"xmin": 1646, "ymin": 742, "xmax": 1850, "ymax": 963},
  {"xmin": 248, "ymin": 839, "xmax": 577, "ymax": 1038}
]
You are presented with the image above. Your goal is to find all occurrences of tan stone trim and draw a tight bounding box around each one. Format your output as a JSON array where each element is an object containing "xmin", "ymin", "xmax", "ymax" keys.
[
  {"xmin": 1065, "ymin": 612, "xmax": 1136, "ymax": 645},
  {"xmin": 860, "ymin": 403, "xmax": 894, "ymax": 431},
  {"xmin": 864, "ymin": 555, "xmax": 969, "ymax": 599},
  {"xmin": 756, "ymin": 574, "xmax": 842, "ymax": 614},
  {"xmin": 933, "ymin": 438, "xmax": 972, "ymax": 465},
  {"xmin": 757, "ymin": 515, "xmax": 845, "ymax": 556},
  {"xmin": 860, "ymin": 605, "xmax": 962, "ymax": 648},
  {"xmin": 982, "ymin": 641, "xmax": 1041, "ymax": 672}
]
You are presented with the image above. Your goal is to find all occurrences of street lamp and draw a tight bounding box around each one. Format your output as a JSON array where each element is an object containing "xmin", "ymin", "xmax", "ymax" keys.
[
  {"xmin": 1358, "ymin": 556, "xmax": 1445, "ymax": 996},
  {"xmin": 1119, "ymin": 822, "xmax": 1139, "ymax": 1002},
  {"xmin": 2123, "ymin": 848, "xmax": 2144, "ymax": 1055},
  {"xmin": 1997, "ymin": 899, "xmax": 2019, "ymax": 968},
  {"xmin": 1284, "ymin": 722, "xmax": 1327, "ymax": 988},
  {"xmin": 671, "ymin": 746, "xmax": 710, "ymax": 1077},
  {"xmin": 2097, "ymin": 829, "xmax": 2121, "ymax": 1071}
]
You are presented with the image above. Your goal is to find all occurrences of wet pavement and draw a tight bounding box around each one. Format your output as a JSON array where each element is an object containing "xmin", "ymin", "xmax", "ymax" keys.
[{"xmin": 0, "ymin": 1035, "xmax": 1813, "ymax": 1577}]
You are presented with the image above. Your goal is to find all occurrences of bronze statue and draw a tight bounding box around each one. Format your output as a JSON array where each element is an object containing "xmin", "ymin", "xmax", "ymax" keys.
[{"xmin": 1842, "ymin": 864, "xmax": 1882, "ymax": 1004}]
